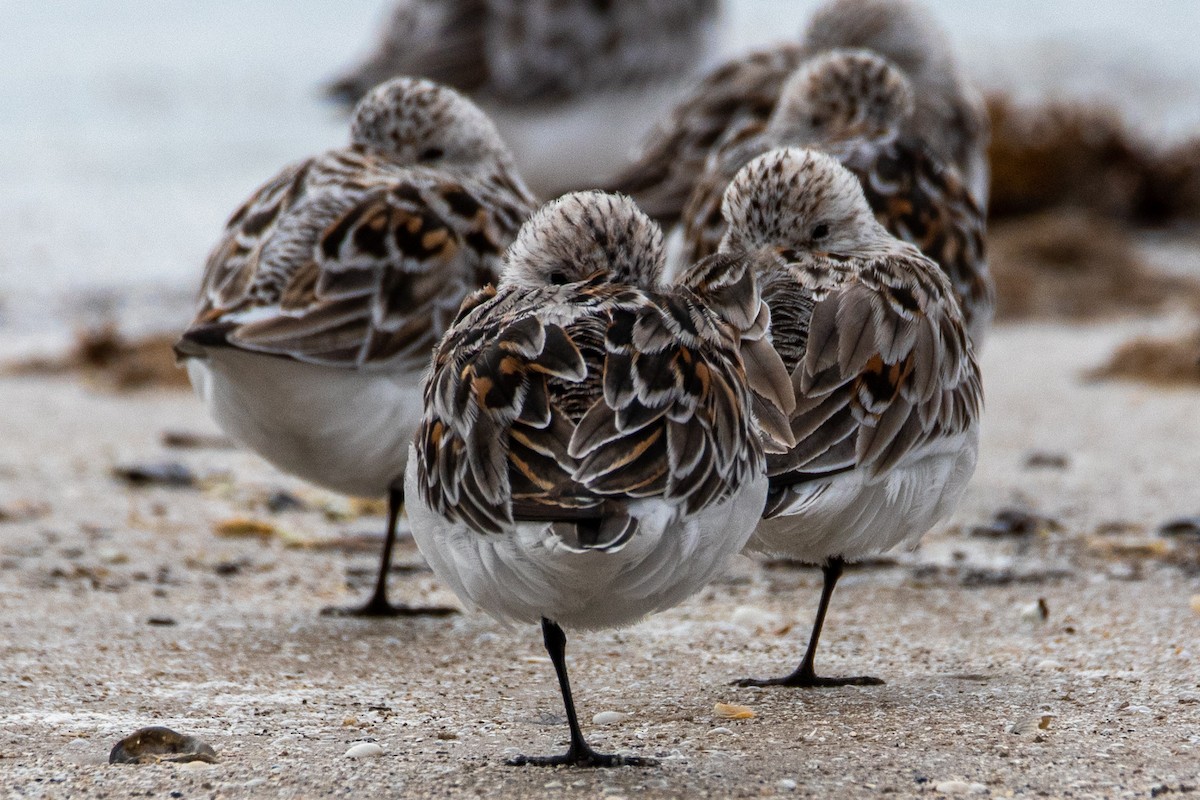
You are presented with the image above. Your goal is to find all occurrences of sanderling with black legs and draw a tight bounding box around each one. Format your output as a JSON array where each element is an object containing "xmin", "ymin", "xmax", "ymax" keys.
[
  {"xmin": 405, "ymin": 191, "xmax": 790, "ymax": 766},
  {"xmin": 176, "ymin": 77, "xmax": 536, "ymax": 617},
  {"xmin": 715, "ymin": 147, "xmax": 982, "ymax": 688}
]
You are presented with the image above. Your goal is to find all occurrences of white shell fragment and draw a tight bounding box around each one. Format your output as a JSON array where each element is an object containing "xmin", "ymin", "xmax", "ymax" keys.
[{"xmin": 344, "ymin": 742, "xmax": 384, "ymax": 759}]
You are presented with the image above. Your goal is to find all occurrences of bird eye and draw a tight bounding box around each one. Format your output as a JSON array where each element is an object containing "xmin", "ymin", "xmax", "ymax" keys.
[
  {"xmin": 419, "ymin": 147, "xmax": 445, "ymax": 161},
  {"xmin": 549, "ymin": 270, "xmax": 569, "ymax": 285},
  {"xmin": 812, "ymin": 223, "xmax": 830, "ymax": 241}
]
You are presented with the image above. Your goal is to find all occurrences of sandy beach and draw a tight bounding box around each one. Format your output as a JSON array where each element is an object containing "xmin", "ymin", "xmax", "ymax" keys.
[
  {"xmin": 2, "ymin": 318, "xmax": 1198, "ymax": 798},
  {"xmin": 3, "ymin": 1, "xmax": 1200, "ymax": 797}
]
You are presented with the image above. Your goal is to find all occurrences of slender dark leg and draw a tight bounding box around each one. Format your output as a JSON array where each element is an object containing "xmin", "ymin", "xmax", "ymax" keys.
[
  {"xmin": 735, "ymin": 556, "xmax": 885, "ymax": 688},
  {"xmin": 507, "ymin": 619, "xmax": 656, "ymax": 768},
  {"xmin": 321, "ymin": 487, "xmax": 456, "ymax": 618}
]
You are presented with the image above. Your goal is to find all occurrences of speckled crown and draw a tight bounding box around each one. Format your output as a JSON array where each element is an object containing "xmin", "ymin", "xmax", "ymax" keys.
[
  {"xmin": 771, "ymin": 49, "xmax": 914, "ymax": 143},
  {"xmin": 503, "ymin": 192, "xmax": 666, "ymax": 289},
  {"xmin": 720, "ymin": 147, "xmax": 880, "ymax": 254},
  {"xmin": 349, "ymin": 76, "xmax": 509, "ymax": 165}
]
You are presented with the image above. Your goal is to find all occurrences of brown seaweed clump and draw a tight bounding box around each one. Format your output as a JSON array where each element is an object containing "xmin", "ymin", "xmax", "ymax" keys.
[
  {"xmin": 4, "ymin": 324, "xmax": 189, "ymax": 391},
  {"xmin": 989, "ymin": 212, "xmax": 1200, "ymax": 321},
  {"xmin": 1089, "ymin": 327, "xmax": 1200, "ymax": 387},
  {"xmin": 987, "ymin": 95, "xmax": 1200, "ymax": 226}
]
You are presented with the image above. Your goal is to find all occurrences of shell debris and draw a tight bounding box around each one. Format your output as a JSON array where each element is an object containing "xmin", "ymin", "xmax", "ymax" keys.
[
  {"xmin": 713, "ymin": 702, "xmax": 755, "ymax": 720},
  {"xmin": 214, "ymin": 517, "xmax": 277, "ymax": 538},
  {"xmin": 344, "ymin": 742, "xmax": 384, "ymax": 759}
]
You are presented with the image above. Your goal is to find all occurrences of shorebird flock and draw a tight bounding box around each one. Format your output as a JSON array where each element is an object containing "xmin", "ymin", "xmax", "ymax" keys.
[{"xmin": 176, "ymin": 0, "xmax": 991, "ymax": 768}]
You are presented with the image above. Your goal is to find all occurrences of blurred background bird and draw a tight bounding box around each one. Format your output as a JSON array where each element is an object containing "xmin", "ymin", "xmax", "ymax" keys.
[{"xmin": 326, "ymin": 0, "xmax": 724, "ymax": 196}]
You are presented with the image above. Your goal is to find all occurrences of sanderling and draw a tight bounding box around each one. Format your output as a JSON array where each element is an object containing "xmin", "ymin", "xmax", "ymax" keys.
[
  {"xmin": 608, "ymin": 0, "xmax": 989, "ymax": 220},
  {"xmin": 327, "ymin": 0, "xmax": 723, "ymax": 195},
  {"xmin": 404, "ymin": 191, "xmax": 784, "ymax": 766},
  {"xmin": 176, "ymin": 77, "xmax": 536, "ymax": 617},
  {"xmin": 680, "ymin": 49, "xmax": 993, "ymax": 344},
  {"xmin": 800, "ymin": 0, "xmax": 990, "ymax": 207},
  {"xmin": 717, "ymin": 148, "xmax": 982, "ymax": 688}
]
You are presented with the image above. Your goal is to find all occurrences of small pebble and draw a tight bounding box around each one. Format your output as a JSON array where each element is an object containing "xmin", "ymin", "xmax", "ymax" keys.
[
  {"xmin": 777, "ymin": 778, "xmax": 798, "ymax": 791},
  {"xmin": 97, "ymin": 547, "xmax": 129, "ymax": 565},
  {"xmin": 935, "ymin": 780, "xmax": 971, "ymax": 794},
  {"xmin": 707, "ymin": 727, "xmax": 733, "ymax": 736},
  {"xmin": 970, "ymin": 508, "xmax": 1061, "ymax": 538},
  {"xmin": 344, "ymin": 742, "xmax": 384, "ymax": 759},
  {"xmin": 214, "ymin": 518, "xmax": 277, "ymax": 538},
  {"xmin": 1034, "ymin": 659, "xmax": 1062, "ymax": 671},
  {"xmin": 112, "ymin": 462, "xmax": 196, "ymax": 488},
  {"xmin": 1009, "ymin": 713, "xmax": 1055, "ymax": 734},
  {"xmin": 1023, "ymin": 451, "xmax": 1069, "ymax": 469},
  {"xmin": 1159, "ymin": 516, "xmax": 1200, "ymax": 540},
  {"xmin": 161, "ymin": 430, "xmax": 234, "ymax": 450},
  {"xmin": 592, "ymin": 711, "xmax": 627, "ymax": 725},
  {"xmin": 0, "ymin": 499, "xmax": 51, "ymax": 523},
  {"xmin": 265, "ymin": 490, "xmax": 306, "ymax": 513}
]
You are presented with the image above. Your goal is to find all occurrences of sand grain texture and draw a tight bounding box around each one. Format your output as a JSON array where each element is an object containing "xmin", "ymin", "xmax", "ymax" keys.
[{"xmin": 1, "ymin": 323, "xmax": 1199, "ymax": 798}]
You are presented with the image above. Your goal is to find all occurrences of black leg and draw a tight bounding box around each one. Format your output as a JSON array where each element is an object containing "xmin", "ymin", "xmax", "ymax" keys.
[
  {"xmin": 506, "ymin": 619, "xmax": 656, "ymax": 768},
  {"xmin": 735, "ymin": 556, "xmax": 884, "ymax": 688},
  {"xmin": 321, "ymin": 487, "xmax": 457, "ymax": 618}
]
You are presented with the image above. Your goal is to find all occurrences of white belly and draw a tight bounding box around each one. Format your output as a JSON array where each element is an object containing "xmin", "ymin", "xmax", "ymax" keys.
[
  {"xmin": 748, "ymin": 429, "xmax": 979, "ymax": 563},
  {"xmin": 186, "ymin": 350, "xmax": 423, "ymax": 497},
  {"xmin": 405, "ymin": 448, "xmax": 768, "ymax": 631}
]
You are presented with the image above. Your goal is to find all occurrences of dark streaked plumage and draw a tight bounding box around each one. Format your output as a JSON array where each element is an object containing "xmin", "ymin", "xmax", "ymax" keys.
[
  {"xmin": 681, "ymin": 49, "xmax": 993, "ymax": 344},
  {"xmin": 176, "ymin": 77, "xmax": 535, "ymax": 617},
  {"xmin": 406, "ymin": 191, "xmax": 775, "ymax": 767},
  {"xmin": 718, "ymin": 147, "xmax": 981, "ymax": 687},
  {"xmin": 608, "ymin": 0, "xmax": 990, "ymax": 221}
]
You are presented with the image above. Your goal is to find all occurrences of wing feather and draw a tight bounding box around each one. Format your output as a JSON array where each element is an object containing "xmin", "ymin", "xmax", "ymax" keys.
[
  {"xmin": 415, "ymin": 283, "xmax": 765, "ymax": 535},
  {"xmin": 182, "ymin": 151, "xmax": 534, "ymax": 372},
  {"xmin": 759, "ymin": 252, "xmax": 981, "ymax": 486}
]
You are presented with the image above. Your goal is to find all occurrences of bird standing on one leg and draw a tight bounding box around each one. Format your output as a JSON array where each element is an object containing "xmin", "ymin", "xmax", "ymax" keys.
[
  {"xmin": 176, "ymin": 77, "xmax": 536, "ymax": 617},
  {"xmin": 714, "ymin": 148, "xmax": 982, "ymax": 688},
  {"xmin": 405, "ymin": 191, "xmax": 791, "ymax": 764}
]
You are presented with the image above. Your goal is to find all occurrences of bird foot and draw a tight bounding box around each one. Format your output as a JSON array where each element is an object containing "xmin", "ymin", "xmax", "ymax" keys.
[
  {"xmin": 320, "ymin": 597, "xmax": 458, "ymax": 618},
  {"xmin": 733, "ymin": 672, "xmax": 885, "ymax": 689},
  {"xmin": 506, "ymin": 745, "xmax": 656, "ymax": 768}
]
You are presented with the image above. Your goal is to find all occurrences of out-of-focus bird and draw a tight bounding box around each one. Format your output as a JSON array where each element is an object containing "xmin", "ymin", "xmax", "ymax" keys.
[
  {"xmin": 680, "ymin": 48, "xmax": 993, "ymax": 345},
  {"xmin": 327, "ymin": 0, "xmax": 723, "ymax": 196},
  {"xmin": 608, "ymin": 0, "xmax": 990, "ymax": 221}
]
